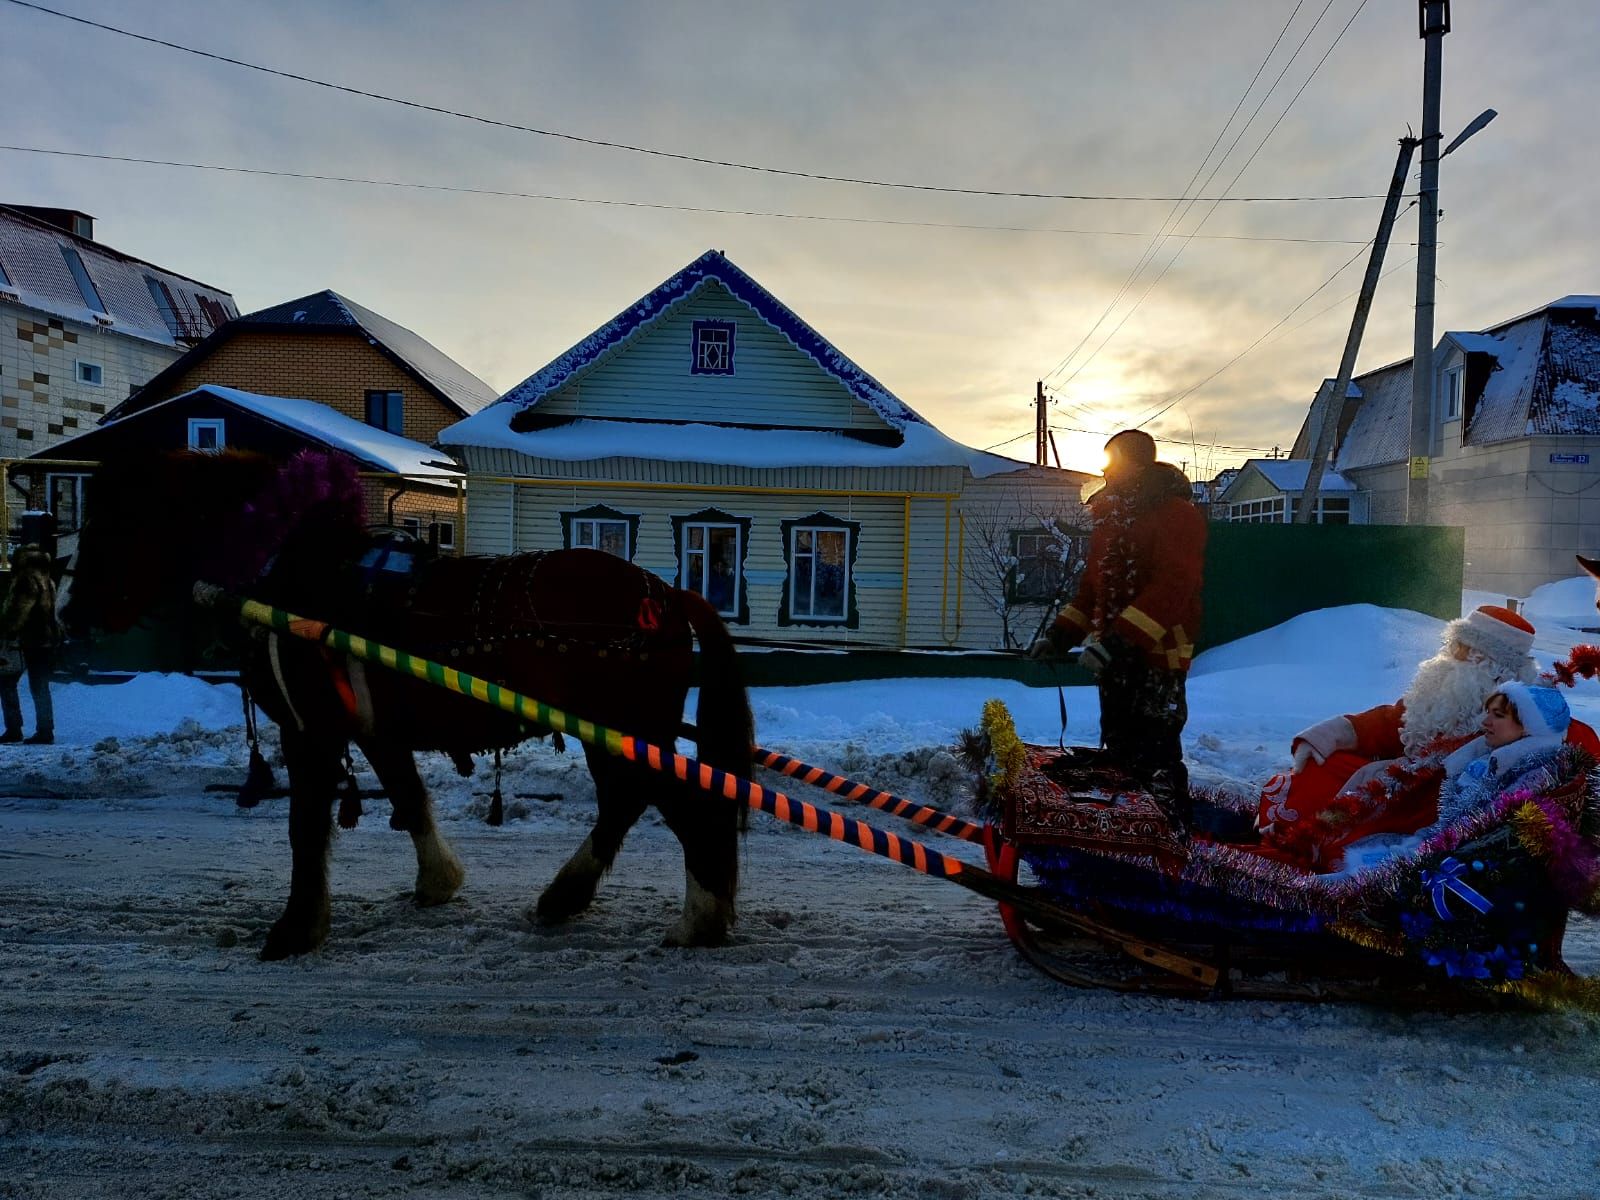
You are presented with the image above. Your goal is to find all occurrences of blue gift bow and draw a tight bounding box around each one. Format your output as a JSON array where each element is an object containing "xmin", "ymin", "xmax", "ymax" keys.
[{"xmin": 1419, "ymin": 857, "xmax": 1493, "ymax": 922}]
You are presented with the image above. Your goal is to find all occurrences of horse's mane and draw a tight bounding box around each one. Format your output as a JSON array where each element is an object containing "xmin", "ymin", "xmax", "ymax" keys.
[
  {"xmin": 88, "ymin": 448, "xmax": 367, "ymax": 589},
  {"xmin": 205, "ymin": 450, "xmax": 367, "ymax": 587}
]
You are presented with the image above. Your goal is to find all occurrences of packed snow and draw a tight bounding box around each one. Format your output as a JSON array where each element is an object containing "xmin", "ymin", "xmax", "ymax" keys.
[{"xmin": 4, "ymin": 588, "xmax": 1600, "ymax": 1198}]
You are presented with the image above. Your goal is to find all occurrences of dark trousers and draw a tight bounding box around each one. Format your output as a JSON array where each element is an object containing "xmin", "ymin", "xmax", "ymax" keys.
[
  {"xmin": 1097, "ymin": 653, "xmax": 1189, "ymax": 816},
  {"xmin": 1, "ymin": 645, "xmax": 55, "ymax": 736}
]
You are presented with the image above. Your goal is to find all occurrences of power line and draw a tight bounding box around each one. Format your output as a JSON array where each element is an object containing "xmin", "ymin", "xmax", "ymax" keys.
[
  {"xmin": 1040, "ymin": 0, "xmax": 1309, "ymax": 387},
  {"xmin": 0, "ymin": 145, "xmax": 1384, "ymax": 246},
  {"xmin": 1131, "ymin": 198, "xmax": 1414, "ymax": 432},
  {"xmin": 3, "ymin": 0, "xmax": 1392, "ymax": 205},
  {"xmin": 1052, "ymin": 0, "xmax": 1370, "ymax": 393}
]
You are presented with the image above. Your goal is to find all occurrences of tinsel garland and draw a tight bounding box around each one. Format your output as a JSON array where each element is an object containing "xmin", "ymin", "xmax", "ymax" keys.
[
  {"xmin": 1510, "ymin": 796, "xmax": 1600, "ymax": 911},
  {"xmin": 980, "ymin": 699, "xmax": 1027, "ymax": 796},
  {"xmin": 1496, "ymin": 971, "xmax": 1600, "ymax": 1014}
]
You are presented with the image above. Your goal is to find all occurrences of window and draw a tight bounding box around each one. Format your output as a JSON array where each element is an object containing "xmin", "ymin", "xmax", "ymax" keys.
[
  {"xmin": 690, "ymin": 319, "xmax": 735, "ymax": 375},
  {"xmin": 45, "ymin": 473, "xmax": 87, "ymax": 532},
  {"xmin": 673, "ymin": 508, "xmax": 751, "ymax": 621},
  {"xmin": 0, "ymin": 255, "xmax": 12, "ymax": 289},
  {"xmin": 145, "ymin": 276, "xmax": 179, "ymax": 336},
  {"xmin": 1443, "ymin": 367, "xmax": 1463, "ymax": 420},
  {"xmin": 400, "ymin": 517, "xmax": 422, "ymax": 537},
  {"xmin": 61, "ymin": 246, "xmax": 106, "ymax": 313},
  {"xmin": 1227, "ymin": 497, "xmax": 1288, "ymax": 523},
  {"xmin": 365, "ymin": 390, "xmax": 404, "ymax": 435},
  {"xmin": 1008, "ymin": 528, "xmax": 1087, "ymax": 603},
  {"xmin": 561, "ymin": 504, "xmax": 638, "ymax": 560},
  {"xmin": 779, "ymin": 511, "xmax": 861, "ymax": 628},
  {"xmin": 75, "ymin": 360, "xmax": 103, "ymax": 386},
  {"xmin": 433, "ymin": 520, "xmax": 455, "ymax": 550},
  {"xmin": 1288, "ymin": 496, "xmax": 1352, "ymax": 525},
  {"xmin": 187, "ymin": 417, "xmax": 225, "ymax": 451}
]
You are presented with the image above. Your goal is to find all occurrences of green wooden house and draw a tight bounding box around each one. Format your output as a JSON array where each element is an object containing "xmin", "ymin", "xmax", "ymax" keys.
[{"xmin": 438, "ymin": 250, "xmax": 1091, "ymax": 650}]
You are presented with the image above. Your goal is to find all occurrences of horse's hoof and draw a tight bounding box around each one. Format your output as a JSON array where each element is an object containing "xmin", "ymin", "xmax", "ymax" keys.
[
  {"xmin": 259, "ymin": 917, "xmax": 326, "ymax": 961},
  {"xmin": 414, "ymin": 859, "xmax": 465, "ymax": 907},
  {"xmin": 533, "ymin": 878, "xmax": 596, "ymax": 926},
  {"xmin": 660, "ymin": 917, "xmax": 730, "ymax": 949}
]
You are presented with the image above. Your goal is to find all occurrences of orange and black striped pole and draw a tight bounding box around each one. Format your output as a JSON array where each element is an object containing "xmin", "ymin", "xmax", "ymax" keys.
[{"xmin": 200, "ymin": 585, "xmax": 1217, "ymax": 987}]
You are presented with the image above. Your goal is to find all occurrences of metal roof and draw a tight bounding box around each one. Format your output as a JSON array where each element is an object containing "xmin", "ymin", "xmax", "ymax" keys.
[{"xmin": 0, "ymin": 205, "xmax": 237, "ymax": 347}]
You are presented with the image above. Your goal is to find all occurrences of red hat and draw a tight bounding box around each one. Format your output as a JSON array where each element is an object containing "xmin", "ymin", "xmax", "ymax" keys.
[{"xmin": 1447, "ymin": 604, "xmax": 1536, "ymax": 668}]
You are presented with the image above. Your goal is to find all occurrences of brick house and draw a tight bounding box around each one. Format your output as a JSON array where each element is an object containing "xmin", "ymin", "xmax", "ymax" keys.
[{"xmin": 18, "ymin": 290, "xmax": 499, "ymax": 545}]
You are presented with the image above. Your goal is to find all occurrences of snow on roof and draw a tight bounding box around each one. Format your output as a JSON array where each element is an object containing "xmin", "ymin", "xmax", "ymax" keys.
[
  {"xmin": 1249, "ymin": 460, "xmax": 1355, "ymax": 493},
  {"xmin": 1445, "ymin": 331, "xmax": 1506, "ymax": 355},
  {"xmin": 0, "ymin": 206, "xmax": 237, "ymax": 347},
  {"xmin": 232, "ymin": 290, "xmax": 498, "ymax": 416},
  {"xmin": 178, "ymin": 385, "xmax": 461, "ymax": 477},
  {"xmin": 438, "ymin": 409, "xmax": 1026, "ymax": 478},
  {"xmin": 495, "ymin": 250, "xmax": 923, "ymax": 430},
  {"xmin": 1335, "ymin": 298, "xmax": 1600, "ymax": 469}
]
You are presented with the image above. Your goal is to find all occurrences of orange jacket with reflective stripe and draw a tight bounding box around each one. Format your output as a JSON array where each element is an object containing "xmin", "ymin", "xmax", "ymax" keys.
[{"xmin": 1052, "ymin": 472, "xmax": 1207, "ymax": 673}]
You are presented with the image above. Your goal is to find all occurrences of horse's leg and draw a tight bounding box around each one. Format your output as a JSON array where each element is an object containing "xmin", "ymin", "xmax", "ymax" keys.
[
  {"xmin": 260, "ymin": 729, "xmax": 343, "ymax": 961},
  {"xmin": 357, "ymin": 735, "xmax": 464, "ymax": 907},
  {"xmin": 655, "ymin": 781, "xmax": 739, "ymax": 948},
  {"xmin": 533, "ymin": 744, "xmax": 648, "ymax": 926}
]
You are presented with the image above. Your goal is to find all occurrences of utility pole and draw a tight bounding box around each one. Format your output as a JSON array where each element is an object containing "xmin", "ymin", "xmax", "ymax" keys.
[
  {"xmin": 1297, "ymin": 135, "xmax": 1420, "ymax": 523},
  {"xmin": 1407, "ymin": 0, "xmax": 1450, "ymax": 524},
  {"xmin": 1035, "ymin": 380, "xmax": 1047, "ymax": 467}
]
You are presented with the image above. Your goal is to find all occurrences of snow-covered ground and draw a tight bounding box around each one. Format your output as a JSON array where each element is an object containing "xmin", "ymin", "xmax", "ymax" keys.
[{"xmin": 4, "ymin": 589, "xmax": 1600, "ymax": 1198}]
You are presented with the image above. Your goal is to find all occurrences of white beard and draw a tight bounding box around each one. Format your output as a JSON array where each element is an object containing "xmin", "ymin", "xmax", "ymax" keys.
[{"xmin": 1398, "ymin": 652, "xmax": 1536, "ymax": 755}]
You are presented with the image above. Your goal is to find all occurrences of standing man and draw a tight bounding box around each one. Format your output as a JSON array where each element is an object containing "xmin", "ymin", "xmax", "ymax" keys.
[
  {"xmin": 0, "ymin": 544, "xmax": 62, "ymax": 745},
  {"xmin": 1031, "ymin": 430, "xmax": 1207, "ymax": 820}
]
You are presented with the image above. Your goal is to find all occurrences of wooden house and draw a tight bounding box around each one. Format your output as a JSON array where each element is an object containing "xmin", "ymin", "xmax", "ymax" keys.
[
  {"xmin": 24, "ymin": 384, "xmax": 463, "ymax": 546},
  {"xmin": 439, "ymin": 250, "xmax": 1092, "ymax": 650}
]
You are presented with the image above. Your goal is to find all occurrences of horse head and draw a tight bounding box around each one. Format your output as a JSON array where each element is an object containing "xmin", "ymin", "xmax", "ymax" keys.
[
  {"xmin": 64, "ymin": 449, "xmax": 363, "ymax": 635},
  {"xmin": 1579, "ymin": 555, "xmax": 1600, "ymax": 621}
]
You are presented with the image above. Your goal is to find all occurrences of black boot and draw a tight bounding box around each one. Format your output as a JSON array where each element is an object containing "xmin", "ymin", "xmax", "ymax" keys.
[
  {"xmin": 23, "ymin": 731, "xmax": 53, "ymax": 745},
  {"xmin": 0, "ymin": 728, "xmax": 22, "ymax": 744}
]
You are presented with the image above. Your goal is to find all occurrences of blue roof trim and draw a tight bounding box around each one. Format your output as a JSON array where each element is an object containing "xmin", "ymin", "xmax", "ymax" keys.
[{"xmin": 499, "ymin": 250, "xmax": 923, "ymax": 428}]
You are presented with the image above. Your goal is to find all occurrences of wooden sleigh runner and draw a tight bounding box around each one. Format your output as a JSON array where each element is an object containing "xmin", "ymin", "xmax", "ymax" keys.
[{"xmin": 970, "ymin": 700, "xmax": 1600, "ymax": 1007}]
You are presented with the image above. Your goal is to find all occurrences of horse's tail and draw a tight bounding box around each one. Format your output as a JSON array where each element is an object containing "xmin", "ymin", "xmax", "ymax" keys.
[{"xmin": 679, "ymin": 588, "xmax": 754, "ymax": 830}]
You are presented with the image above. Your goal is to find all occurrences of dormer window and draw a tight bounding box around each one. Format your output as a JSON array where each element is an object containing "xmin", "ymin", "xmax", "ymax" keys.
[
  {"xmin": 61, "ymin": 246, "xmax": 106, "ymax": 314},
  {"xmin": 1442, "ymin": 366, "xmax": 1463, "ymax": 420},
  {"xmin": 690, "ymin": 320, "xmax": 735, "ymax": 375}
]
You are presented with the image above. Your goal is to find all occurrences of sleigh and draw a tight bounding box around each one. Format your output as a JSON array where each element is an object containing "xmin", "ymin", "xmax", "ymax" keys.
[{"xmin": 971, "ymin": 700, "xmax": 1600, "ymax": 1006}]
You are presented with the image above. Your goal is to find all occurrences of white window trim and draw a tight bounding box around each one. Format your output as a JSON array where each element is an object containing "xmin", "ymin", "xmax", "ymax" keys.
[
  {"xmin": 789, "ymin": 524, "xmax": 851, "ymax": 621},
  {"xmin": 1443, "ymin": 366, "xmax": 1463, "ymax": 421},
  {"xmin": 75, "ymin": 359, "xmax": 103, "ymax": 386},
  {"xmin": 682, "ymin": 521, "xmax": 742, "ymax": 617},
  {"xmin": 434, "ymin": 520, "xmax": 456, "ymax": 550},
  {"xmin": 572, "ymin": 516, "xmax": 631, "ymax": 558},
  {"xmin": 187, "ymin": 417, "xmax": 226, "ymax": 451}
]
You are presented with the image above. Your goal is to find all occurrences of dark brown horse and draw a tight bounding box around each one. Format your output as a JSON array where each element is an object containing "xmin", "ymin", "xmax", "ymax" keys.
[{"xmin": 65, "ymin": 450, "xmax": 753, "ymax": 959}]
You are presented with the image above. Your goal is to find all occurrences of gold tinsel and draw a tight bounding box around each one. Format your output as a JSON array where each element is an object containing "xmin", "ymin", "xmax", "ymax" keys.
[
  {"xmin": 981, "ymin": 698, "xmax": 1027, "ymax": 795},
  {"xmin": 1496, "ymin": 972, "xmax": 1600, "ymax": 1014},
  {"xmin": 1329, "ymin": 919, "xmax": 1405, "ymax": 956},
  {"xmin": 1509, "ymin": 801, "xmax": 1556, "ymax": 861}
]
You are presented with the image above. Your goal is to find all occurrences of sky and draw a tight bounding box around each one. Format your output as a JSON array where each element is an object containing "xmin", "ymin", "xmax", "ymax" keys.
[{"xmin": 4, "ymin": 0, "xmax": 1597, "ymax": 476}]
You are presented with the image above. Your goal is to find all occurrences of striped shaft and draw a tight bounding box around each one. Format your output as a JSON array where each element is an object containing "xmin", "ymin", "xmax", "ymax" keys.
[
  {"xmin": 229, "ymin": 595, "xmax": 967, "ymax": 882},
  {"xmin": 218, "ymin": 590, "xmax": 1218, "ymax": 986},
  {"xmin": 754, "ymin": 747, "xmax": 984, "ymax": 843}
]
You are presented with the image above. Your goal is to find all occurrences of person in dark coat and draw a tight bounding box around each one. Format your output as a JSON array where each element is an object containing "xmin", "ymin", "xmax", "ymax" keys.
[
  {"xmin": 1030, "ymin": 430, "xmax": 1208, "ymax": 820},
  {"xmin": 0, "ymin": 544, "xmax": 62, "ymax": 744}
]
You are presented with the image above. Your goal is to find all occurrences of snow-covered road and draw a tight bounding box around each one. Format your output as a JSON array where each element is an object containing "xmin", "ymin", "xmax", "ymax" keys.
[{"xmin": 4, "ymin": 595, "xmax": 1600, "ymax": 1198}]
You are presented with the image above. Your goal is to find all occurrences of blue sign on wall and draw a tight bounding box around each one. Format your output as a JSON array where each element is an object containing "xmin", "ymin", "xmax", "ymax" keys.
[{"xmin": 1549, "ymin": 453, "xmax": 1590, "ymax": 465}]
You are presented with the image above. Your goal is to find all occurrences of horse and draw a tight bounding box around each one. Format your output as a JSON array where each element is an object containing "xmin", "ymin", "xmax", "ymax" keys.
[
  {"xmin": 64, "ymin": 450, "xmax": 754, "ymax": 960},
  {"xmin": 1580, "ymin": 555, "xmax": 1600, "ymax": 611}
]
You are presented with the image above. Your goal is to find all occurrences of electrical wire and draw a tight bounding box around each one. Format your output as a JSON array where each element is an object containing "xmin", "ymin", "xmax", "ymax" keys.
[
  {"xmin": 1052, "ymin": 0, "xmax": 1370, "ymax": 393},
  {"xmin": 0, "ymin": 145, "xmax": 1382, "ymax": 246},
  {"xmin": 1040, "ymin": 0, "xmax": 1309, "ymax": 387},
  {"xmin": 3, "ymin": 0, "xmax": 1394, "ymax": 205}
]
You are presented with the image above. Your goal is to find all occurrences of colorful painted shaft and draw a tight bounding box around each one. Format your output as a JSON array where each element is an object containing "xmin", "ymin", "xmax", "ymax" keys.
[
  {"xmin": 216, "ymin": 591, "xmax": 970, "ymax": 884},
  {"xmin": 206, "ymin": 587, "xmax": 1218, "ymax": 986},
  {"xmin": 753, "ymin": 747, "xmax": 984, "ymax": 843}
]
